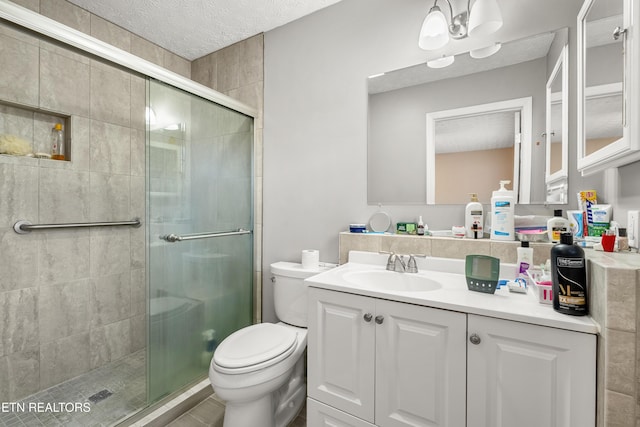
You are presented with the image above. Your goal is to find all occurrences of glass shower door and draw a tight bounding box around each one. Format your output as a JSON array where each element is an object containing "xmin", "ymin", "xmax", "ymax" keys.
[{"xmin": 147, "ymin": 79, "xmax": 253, "ymax": 402}]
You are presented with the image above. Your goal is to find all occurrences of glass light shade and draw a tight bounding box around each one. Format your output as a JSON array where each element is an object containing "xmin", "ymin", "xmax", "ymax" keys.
[
  {"xmin": 469, "ymin": 42, "xmax": 502, "ymax": 59},
  {"xmin": 468, "ymin": 0, "xmax": 503, "ymax": 38},
  {"xmin": 427, "ymin": 55, "xmax": 455, "ymax": 68},
  {"xmin": 419, "ymin": 6, "xmax": 450, "ymax": 50}
]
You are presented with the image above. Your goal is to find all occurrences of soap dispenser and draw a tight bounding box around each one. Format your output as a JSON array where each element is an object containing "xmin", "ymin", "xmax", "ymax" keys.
[
  {"xmin": 490, "ymin": 180, "xmax": 515, "ymax": 241},
  {"xmin": 465, "ymin": 193, "xmax": 483, "ymax": 239}
]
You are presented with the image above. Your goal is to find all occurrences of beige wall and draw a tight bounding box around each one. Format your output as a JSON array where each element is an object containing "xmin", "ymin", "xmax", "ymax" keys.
[
  {"xmin": 435, "ymin": 147, "xmax": 514, "ymax": 204},
  {"xmin": 586, "ymin": 137, "xmax": 620, "ymax": 156},
  {"xmin": 191, "ymin": 36, "xmax": 264, "ymax": 322},
  {"xmin": 549, "ymin": 141, "xmax": 562, "ymax": 174}
]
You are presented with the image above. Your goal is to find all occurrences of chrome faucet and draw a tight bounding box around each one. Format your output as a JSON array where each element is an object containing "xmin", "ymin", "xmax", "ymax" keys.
[{"xmin": 383, "ymin": 252, "xmax": 426, "ymax": 273}]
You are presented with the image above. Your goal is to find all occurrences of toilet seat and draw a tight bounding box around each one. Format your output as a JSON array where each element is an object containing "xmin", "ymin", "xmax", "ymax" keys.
[{"xmin": 213, "ymin": 323, "xmax": 298, "ymax": 374}]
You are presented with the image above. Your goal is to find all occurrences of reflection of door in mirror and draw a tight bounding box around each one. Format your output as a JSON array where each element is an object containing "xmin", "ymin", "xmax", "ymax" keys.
[
  {"xmin": 545, "ymin": 43, "xmax": 568, "ymax": 187},
  {"xmin": 426, "ymin": 97, "xmax": 532, "ymax": 205},
  {"xmin": 548, "ymin": 75, "xmax": 563, "ymax": 176},
  {"xmin": 584, "ymin": 0, "xmax": 624, "ymax": 155}
]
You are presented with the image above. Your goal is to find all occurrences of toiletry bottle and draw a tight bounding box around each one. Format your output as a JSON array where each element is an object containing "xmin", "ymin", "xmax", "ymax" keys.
[
  {"xmin": 547, "ymin": 209, "xmax": 570, "ymax": 243},
  {"xmin": 50, "ymin": 123, "xmax": 65, "ymax": 160},
  {"xmin": 551, "ymin": 232, "xmax": 588, "ymax": 316},
  {"xmin": 618, "ymin": 228, "xmax": 630, "ymax": 251},
  {"xmin": 516, "ymin": 241, "xmax": 533, "ymax": 276},
  {"xmin": 490, "ymin": 180, "xmax": 515, "ymax": 241},
  {"xmin": 465, "ymin": 193, "xmax": 484, "ymax": 239},
  {"xmin": 417, "ymin": 216, "xmax": 425, "ymax": 236}
]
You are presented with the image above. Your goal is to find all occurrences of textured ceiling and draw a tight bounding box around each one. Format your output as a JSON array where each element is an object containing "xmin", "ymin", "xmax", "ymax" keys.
[{"xmin": 66, "ymin": 0, "xmax": 343, "ymax": 60}]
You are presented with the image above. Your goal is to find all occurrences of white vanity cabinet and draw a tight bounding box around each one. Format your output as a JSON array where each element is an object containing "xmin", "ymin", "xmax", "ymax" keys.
[
  {"xmin": 467, "ymin": 314, "xmax": 596, "ymax": 427},
  {"xmin": 307, "ymin": 288, "xmax": 596, "ymax": 427},
  {"xmin": 307, "ymin": 288, "xmax": 467, "ymax": 427}
]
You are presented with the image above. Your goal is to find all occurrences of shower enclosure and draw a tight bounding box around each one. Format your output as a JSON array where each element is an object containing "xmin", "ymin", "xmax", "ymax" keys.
[
  {"xmin": 147, "ymin": 79, "xmax": 254, "ymax": 402},
  {"xmin": 0, "ymin": 2, "xmax": 255, "ymax": 425}
]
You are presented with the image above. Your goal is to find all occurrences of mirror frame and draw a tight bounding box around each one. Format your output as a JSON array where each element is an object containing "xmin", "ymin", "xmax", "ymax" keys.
[
  {"xmin": 545, "ymin": 44, "xmax": 569, "ymax": 185},
  {"xmin": 425, "ymin": 97, "xmax": 532, "ymax": 204},
  {"xmin": 576, "ymin": 0, "xmax": 640, "ymax": 175}
]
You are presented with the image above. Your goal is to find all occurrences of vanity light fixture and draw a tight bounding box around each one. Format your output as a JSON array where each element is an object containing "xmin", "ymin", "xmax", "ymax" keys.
[
  {"xmin": 469, "ymin": 42, "xmax": 502, "ymax": 58},
  {"xmin": 418, "ymin": 0, "xmax": 503, "ymax": 50},
  {"xmin": 427, "ymin": 55, "xmax": 455, "ymax": 68}
]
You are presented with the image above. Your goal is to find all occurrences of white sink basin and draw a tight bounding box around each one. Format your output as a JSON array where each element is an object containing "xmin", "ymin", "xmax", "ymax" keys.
[{"xmin": 342, "ymin": 270, "xmax": 442, "ymax": 292}]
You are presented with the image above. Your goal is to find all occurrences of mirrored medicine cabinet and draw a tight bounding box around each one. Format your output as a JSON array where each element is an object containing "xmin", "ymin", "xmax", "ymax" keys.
[{"xmin": 577, "ymin": 0, "xmax": 640, "ymax": 174}]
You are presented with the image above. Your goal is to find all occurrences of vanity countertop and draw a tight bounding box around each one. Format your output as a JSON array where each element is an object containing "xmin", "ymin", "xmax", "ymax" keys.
[{"xmin": 306, "ymin": 251, "xmax": 598, "ymax": 335}]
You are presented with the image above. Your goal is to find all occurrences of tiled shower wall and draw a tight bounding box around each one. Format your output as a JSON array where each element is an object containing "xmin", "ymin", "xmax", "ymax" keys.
[{"xmin": 0, "ymin": 0, "xmax": 192, "ymax": 402}]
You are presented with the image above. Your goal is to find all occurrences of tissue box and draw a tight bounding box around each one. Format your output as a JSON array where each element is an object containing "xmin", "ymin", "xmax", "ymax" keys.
[{"xmin": 525, "ymin": 269, "xmax": 553, "ymax": 304}]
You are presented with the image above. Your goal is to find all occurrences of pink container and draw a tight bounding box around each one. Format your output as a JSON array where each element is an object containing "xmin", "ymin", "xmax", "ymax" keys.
[{"xmin": 526, "ymin": 269, "xmax": 554, "ymax": 304}]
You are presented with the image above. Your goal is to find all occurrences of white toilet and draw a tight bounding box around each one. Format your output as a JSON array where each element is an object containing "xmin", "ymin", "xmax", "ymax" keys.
[{"xmin": 209, "ymin": 261, "xmax": 333, "ymax": 427}]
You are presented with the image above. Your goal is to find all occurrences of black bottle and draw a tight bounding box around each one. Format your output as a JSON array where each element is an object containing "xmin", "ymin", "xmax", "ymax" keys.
[{"xmin": 551, "ymin": 232, "xmax": 588, "ymax": 316}]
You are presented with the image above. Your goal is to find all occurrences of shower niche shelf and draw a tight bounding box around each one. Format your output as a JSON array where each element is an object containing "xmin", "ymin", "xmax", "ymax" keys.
[{"xmin": 0, "ymin": 99, "xmax": 72, "ymax": 163}]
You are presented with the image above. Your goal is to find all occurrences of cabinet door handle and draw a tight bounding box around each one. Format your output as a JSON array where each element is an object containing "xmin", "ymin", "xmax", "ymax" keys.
[
  {"xmin": 375, "ymin": 315, "xmax": 384, "ymax": 324},
  {"xmin": 363, "ymin": 313, "xmax": 373, "ymax": 322},
  {"xmin": 469, "ymin": 333, "xmax": 481, "ymax": 345}
]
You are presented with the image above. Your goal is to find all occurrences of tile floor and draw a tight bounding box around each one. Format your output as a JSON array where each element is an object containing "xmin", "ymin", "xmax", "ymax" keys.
[
  {"xmin": 166, "ymin": 395, "xmax": 306, "ymax": 427},
  {"xmin": 0, "ymin": 350, "xmax": 146, "ymax": 427}
]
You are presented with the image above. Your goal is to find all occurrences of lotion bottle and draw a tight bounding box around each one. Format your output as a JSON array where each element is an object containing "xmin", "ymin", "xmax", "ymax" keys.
[
  {"xmin": 516, "ymin": 241, "xmax": 533, "ymax": 276},
  {"xmin": 547, "ymin": 209, "xmax": 570, "ymax": 243},
  {"xmin": 490, "ymin": 180, "xmax": 515, "ymax": 241},
  {"xmin": 465, "ymin": 193, "xmax": 484, "ymax": 239}
]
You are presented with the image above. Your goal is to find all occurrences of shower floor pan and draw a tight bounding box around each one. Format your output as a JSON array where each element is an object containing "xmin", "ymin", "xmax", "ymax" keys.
[{"xmin": 0, "ymin": 350, "xmax": 146, "ymax": 427}]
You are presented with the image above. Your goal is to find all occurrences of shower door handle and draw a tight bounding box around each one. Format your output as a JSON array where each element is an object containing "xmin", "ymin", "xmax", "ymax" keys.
[{"xmin": 160, "ymin": 228, "xmax": 252, "ymax": 242}]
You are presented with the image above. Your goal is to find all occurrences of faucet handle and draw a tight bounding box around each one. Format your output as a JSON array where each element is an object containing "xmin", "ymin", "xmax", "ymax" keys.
[
  {"xmin": 406, "ymin": 254, "xmax": 426, "ymax": 273},
  {"xmin": 381, "ymin": 251, "xmax": 396, "ymax": 271}
]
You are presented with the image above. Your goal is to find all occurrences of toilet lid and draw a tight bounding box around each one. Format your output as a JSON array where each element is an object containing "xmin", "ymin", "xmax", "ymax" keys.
[{"xmin": 214, "ymin": 323, "xmax": 297, "ymax": 371}]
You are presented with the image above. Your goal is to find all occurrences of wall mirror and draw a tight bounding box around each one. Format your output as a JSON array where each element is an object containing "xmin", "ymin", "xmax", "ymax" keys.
[
  {"xmin": 577, "ymin": 0, "xmax": 632, "ymax": 174},
  {"xmin": 545, "ymin": 44, "xmax": 569, "ymax": 203},
  {"xmin": 367, "ymin": 28, "xmax": 568, "ymax": 205}
]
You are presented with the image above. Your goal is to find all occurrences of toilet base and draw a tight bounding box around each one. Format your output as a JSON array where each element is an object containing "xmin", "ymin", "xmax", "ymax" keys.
[
  {"xmin": 221, "ymin": 356, "xmax": 305, "ymax": 427},
  {"xmin": 224, "ymin": 394, "xmax": 275, "ymax": 427}
]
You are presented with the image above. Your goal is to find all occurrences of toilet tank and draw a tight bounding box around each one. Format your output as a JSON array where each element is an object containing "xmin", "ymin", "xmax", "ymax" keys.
[{"xmin": 271, "ymin": 262, "xmax": 334, "ymax": 327}]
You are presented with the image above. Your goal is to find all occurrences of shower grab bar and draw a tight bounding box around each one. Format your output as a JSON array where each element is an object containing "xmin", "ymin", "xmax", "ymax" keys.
[
  {"xmin": 14, "ymin": 218, "xmax": 141, "ymax": 234},
  {"xmin": 160, "ymin": 228, "xmax": 252, "ymax": 243}
]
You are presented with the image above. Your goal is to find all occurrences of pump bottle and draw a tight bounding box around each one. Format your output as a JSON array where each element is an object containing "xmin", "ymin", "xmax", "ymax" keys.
[
  {"xmin": 465, "ymin": 193, "xmax": 483, "ymax": 239},
  {"xmin": 490, "ymin": 180, "xmax": 515, "ymax": 241}
]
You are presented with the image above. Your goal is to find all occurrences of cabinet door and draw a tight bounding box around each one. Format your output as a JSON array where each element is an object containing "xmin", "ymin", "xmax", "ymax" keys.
[
  {"xmin": 308, "ymin": 288, "xmax": 376, "ymax": 422},
  {"xmin": 307, "ymin": 398, "xmax": 376, "ymax": 427},
  {"xmin": 375, "ymin": 300, "xmax": 467, "ymax": 427},
  {"xmin": 467, "ymin": 314, "xmax": 596, "ymax": 427}
]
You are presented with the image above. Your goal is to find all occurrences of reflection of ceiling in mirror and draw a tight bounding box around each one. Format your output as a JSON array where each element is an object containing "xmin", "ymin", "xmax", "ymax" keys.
[
  {"xmin": 586, "ymin": 15, "xmax": 623, "ymax": 48},
  {"xmin": 435, "ymin": 111, "xmax": 515, "ymax": 154},
  {"xmin": 585, "ymin": 94, "xmax": 623, "ymax": 139},
  {"xmin": 368, "ymin": 32, "xmax": 555, "ymax": 94}
]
